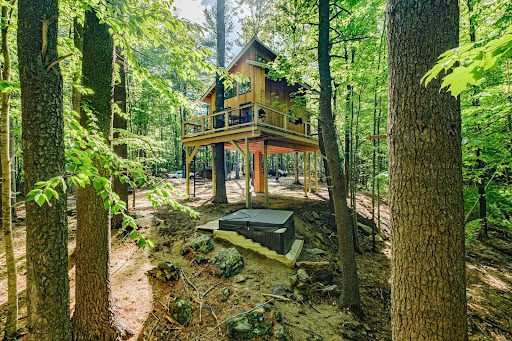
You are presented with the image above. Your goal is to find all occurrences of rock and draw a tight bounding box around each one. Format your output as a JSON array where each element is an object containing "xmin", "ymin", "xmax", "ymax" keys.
[
  {"xmin": 305, "ymin": 248, "xmax": 327, "ymax": 257},
  {"xmin": 233, "ymin": 274, "xmax": 247, "ymax": 283},
  {"xmin": 148, "ymin": 262, "xmax": 180, "ymax": 282},
  {"xmin": 303, "ymin": 212, "xmax": 316, "ymax": 223},
  {"xmin": 134, "ymin": 214, "xmax": 164, "ymax": 229},
  {"xmin": 297, "ymin": 269, "xmax": 312, "ymax": 283},
  {"xmin": 187, "ymin": 234, "xmax": 215, "ymax": 253},
  {"xmin": 226, "ymin": 311, "xmax": 272, "ymax": 340},
  {"xmin": 194, "ymin": 255, "xmax": 209, "ymax": 265},
  {"xmin": 169, "ymin": 298, "xmax": 192, "ymax": 325},
  {"xmin": 211, "ymin": 248, "xmax": 245, "ymax": 278},
  {"xmin": 289, "ymin": 274, "xmax": 298, "ymax": 287},
  {"xmin": 271, "ymin": 284, "xmax": 288, "ymax": 296},
  {"xmin": 358, "ymin": 223, "xmax": 374, "ymax": 235},
  {"xmin": 296, "ymin": 261, "xmax": 334, "ymax": 282},
  {"xmin": 220, "ymin": 288, "xmax": 232, "ymax": 302},
  {"xmin": 226, "ymin": 316, "xmax": 253, "ymax": 340}
]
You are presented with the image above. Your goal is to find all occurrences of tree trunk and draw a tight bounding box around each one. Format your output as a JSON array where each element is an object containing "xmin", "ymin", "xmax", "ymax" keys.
[
  {"xmin": 387, "ymin": 0, "xmax": 467, "ymax": 339},
  {"xmin": 318, "ymin": 0, "xmax": 362, "ymax": 316},
  {"xmin": 213, "ymin": 0, "xmax": 227, "ymax": 203},
  {"xmin": 293, "ymin": 151, "xmax": 300, "ymax": 184},
  {"xmin": 18, "ymin": 0, "xmax": 71, "ymax": 338},
  {"xmin": 72, "ymin": 9, "xmax": 121, "ymax": 340},
  {"xmin": 318, "ymin": 125, "xmax": 333, "ymax": 213},
  {"xmin": 113, "ymin": 49, "xmax": 129, "ymax": 228},
  {"xmin": 1, "ymin": 3, "xmax": 17, "ymax": 338}
]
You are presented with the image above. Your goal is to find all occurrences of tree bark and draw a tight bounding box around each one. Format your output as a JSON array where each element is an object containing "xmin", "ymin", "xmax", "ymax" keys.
[
  {"xmin": 112, "ymin": 49, "xmax": 129, "ymax": 228},
  {"xmin": 18, "ymin": 0, "xmax": 70, "ymax": 339},
  {"xmin": 318, "ymin": 0, "xmax": 362, "ymax": 316},
  {"xmin": 293, "ymin": 151, "xmax": 300, "ymax": 184},
  {"xmin": 72, "ymin": 9, "xmax": 121, "ymax": 340},
  {"xmin": 1, "ymin": 2, "xmax": 17, "ymax": 338},
  {"xmin": 387, "ymin": 0, "xmax": 467, "ymax": 339},
  {"xmin": 213, "ymin": 0, "xmax": 227, "ymax": 203}
]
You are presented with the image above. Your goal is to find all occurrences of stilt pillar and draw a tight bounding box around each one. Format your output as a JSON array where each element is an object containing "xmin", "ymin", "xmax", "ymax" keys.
[
  {"xmin": 211, "ymin": 144, "xmax": 216, "ymax": 196},
  {"xmin": 264, "ymin": 141, "xmax": 269, "ymax": 205},
  {"xmin": 254, "ymin": 151, "xmax": 264, "ymax": 193},
  {"xmin": 303, "ymin": 151, "xmax": 308, "ymax": 197},
  {"xmin": 314, "ymin": 152, "xmax": 318, "ymax": 193},
  {"xmin": 245, "ymin": 138, "xmax": 251, "ymax": 208}
]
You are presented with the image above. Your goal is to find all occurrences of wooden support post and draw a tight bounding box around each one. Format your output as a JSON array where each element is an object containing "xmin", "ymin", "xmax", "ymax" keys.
[
  {"xmin": 186, "ymin": 147, "xmax": 190, "ymax": 198},
  {"xmin": 303, "ymin": 151, "xmax": 308, "ymax": 197},
  {"xmin": 307, "ymin": 152, "xmax": 312, "ymax": 193},
  {"xmin": 245, "ymin": 138, "xmax": 251, "ymax": 208},
  {"xmin": 314, "ymin": 152, "xmax": 318, "ymax": 193},
  {"xmin": 254, "ymin": 152, "xmax": 264, "ymax": 193},
  {"xmin": 211, "ymin": 144, "xmax": 216, "ymax": 196},
  {"xmin": 264, "ymin": 141, "xmax": 269, "ymax": 205}
]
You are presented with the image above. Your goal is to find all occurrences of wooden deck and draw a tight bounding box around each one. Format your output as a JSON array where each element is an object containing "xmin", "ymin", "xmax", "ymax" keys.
[{"xmin": 182, "ymin": 103, "xmax": 319, "ymax": 152}]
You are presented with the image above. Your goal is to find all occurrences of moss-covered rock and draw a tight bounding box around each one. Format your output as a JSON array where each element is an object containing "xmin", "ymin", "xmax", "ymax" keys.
[
  {"xmin": 226, "ymin": 311, "xmax": 272, "ymax": 340},
  {"xmin": 169, "ymin": 298, "xmax": 192, "ymax": 326},
  {"xmin": 187, "ymin": 234, "xmax": 215, "ymax": 253},
  {"xmin": 211, "ymin": 247, "xmax": 245, "ymax": 278},
  {"xmin": 148, "ymin": 261, "xmax": 180, "ymax": 282}
]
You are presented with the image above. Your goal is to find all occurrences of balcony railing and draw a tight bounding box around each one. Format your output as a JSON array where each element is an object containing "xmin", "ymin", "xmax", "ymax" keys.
[{"xmin": 182, "ymin": 103, "xmax": 317, "ymax": 140}]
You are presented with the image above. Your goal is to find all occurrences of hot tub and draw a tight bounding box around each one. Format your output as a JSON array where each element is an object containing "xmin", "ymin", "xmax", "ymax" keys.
[{"xmin": 218, "ymin": 209, "xmax": 295, "ymax": 255}]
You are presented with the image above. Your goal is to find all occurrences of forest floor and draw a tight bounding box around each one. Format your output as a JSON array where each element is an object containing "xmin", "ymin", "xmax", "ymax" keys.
[{"xmin": 0, "ymin": 177, "xmax": 511, "ymax": 340}]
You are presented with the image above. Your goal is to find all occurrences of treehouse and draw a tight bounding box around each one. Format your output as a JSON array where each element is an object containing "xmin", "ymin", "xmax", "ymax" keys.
[{"xmin": 182, "ymin": 37, "xmax": 320, "ymax": 207}]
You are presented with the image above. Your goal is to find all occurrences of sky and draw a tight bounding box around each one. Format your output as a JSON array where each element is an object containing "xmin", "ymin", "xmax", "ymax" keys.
[{"xmin": 173, "ymin": 0, "xmax": 211, "ymax": 25}]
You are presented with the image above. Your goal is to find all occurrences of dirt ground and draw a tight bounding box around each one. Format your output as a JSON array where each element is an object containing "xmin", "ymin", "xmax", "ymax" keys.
[{"xmin": 1, "ymin": 176, "xmax": 511, "ymax": 340}]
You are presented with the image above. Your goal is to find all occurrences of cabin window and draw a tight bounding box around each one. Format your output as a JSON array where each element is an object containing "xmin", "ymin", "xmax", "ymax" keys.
[
  {"xmin": 256, "ymin": 54, "xmax": 267, "ymax": 63},
  {"xmin": 239, "ymin": 78, "xmax": 251, "ymax": 95},
  {"xmin": 224, "ymin": 81, "xmax": 237, "ymax": 99}
]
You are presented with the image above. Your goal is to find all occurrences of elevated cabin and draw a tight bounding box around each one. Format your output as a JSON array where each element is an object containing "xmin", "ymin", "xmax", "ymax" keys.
[{"xmin": 182, "ymin": 37, "xmax": 320, "ymax": 206}]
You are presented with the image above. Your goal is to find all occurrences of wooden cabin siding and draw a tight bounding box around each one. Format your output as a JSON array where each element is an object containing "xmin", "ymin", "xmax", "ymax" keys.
[{"xmin": 202, "ymin": 41, "xmax": 308, "ymax": 136}]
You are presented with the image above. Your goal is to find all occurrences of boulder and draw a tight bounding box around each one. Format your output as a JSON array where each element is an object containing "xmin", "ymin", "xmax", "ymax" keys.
[
  {"xmin": 148, "ymin": 261, "xmax": 180, "ymax": 282},
  {"xmin": 211, "ymin": 248, "xmax": 245, "ymax": 278},
  {"xmin": 187, "ymin": 234, "xmax": 215, "ymax": 253},
  {"xmin": 226, "ymin": 311, "xmax": 272, "ymax": 340},
  {"xmin": 297, "ymin": 269, "xmax": 312, "ymax": 283},
  {"xmin": 305, "ymin": 248, "xmax": 328, "ymax": 257},
  {"xmin": 169, "ymin": 298, "xmax": 192, "ymax": 325}
]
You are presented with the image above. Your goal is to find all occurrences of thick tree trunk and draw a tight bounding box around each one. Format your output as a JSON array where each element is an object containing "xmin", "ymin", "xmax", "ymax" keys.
[
  {"xmin": 1, "ymin": 3, "xmax": 17, "ymax": 338},
  {"xmin": 318, "ymin": 0, "xmax": 362, "ymax": 316},
  {"xmin": 213, "ymin": 0, "xmax": 227, "ymax": 203},
  {"xmin": 318, "ymin": 125, "xmax": 333, "ymax": 213},
  {"xmin": 18, "ymin": 1, "xmax": 70, "ymax": 339},
  {"xmin": 113, "ymin": 50, "xmax": 129, "ymax": 228},
  {"xmin": 72, "ymin": 9, "xmax": 121, "ymax": 340},
  {"xmin": 387, "ymin": 0, "xmax": 467, "ymax": 339}
]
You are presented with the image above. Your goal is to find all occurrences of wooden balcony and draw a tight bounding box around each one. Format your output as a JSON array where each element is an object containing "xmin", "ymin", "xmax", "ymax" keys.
[{"xmin": 182, "ymin": 103, "xmax": 318, "ymax": 149}]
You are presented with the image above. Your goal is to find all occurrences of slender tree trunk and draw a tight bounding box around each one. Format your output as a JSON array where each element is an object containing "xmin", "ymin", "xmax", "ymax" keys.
[
  {"xmin": 293, "ymin": 151, "xmax": 300, "ymax": 184},
  {"xmin": 73, "ymin": 9, "xmax": 121, "ymax": 340},
  {"xmin": 318, "ymin": 0, "xmax": 362, "ymax": 316},
  {"xmin": 387, "ymin": 0, "xmax": 467, "ymax": 339},
  {"xmin": 1, "ymin": 3, "xmax": 17, "ymax": 338},
  {"xmin": 113, "ymin": 49, "xmax": 129, "ymax": 228},
  {"xmin": 18, "ymin": 0, "xmax": 70, "ymax": 338},
  {"xmin": 213, "ymin": 0, "xmax": 227, "ymax": 203}
]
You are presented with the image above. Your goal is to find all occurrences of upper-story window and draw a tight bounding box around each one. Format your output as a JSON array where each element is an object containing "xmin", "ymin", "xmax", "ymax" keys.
[
  {"xmin": 239, "ymin": 78, "xmax": 251, "ymax": 95},
  {"xmin": 256, "ymin": 54, "xmax": 267, "ymax": 63},
  {"xmin": 224, "ymin": 81, "xmax": 237, "ymax": 99}
]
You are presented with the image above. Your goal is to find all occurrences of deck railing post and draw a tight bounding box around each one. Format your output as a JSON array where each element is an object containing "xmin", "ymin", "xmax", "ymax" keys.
[
  {"xmin": 245, "ymin": 138, "xmax": 251, "ymax": 208},
  {"xmin": 224, "ymin": 110, "xmax": 229, "ymax": 129},
  {"xmin": 253, "ymin": 104, "xmax": 259, "ymax": 125}
]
